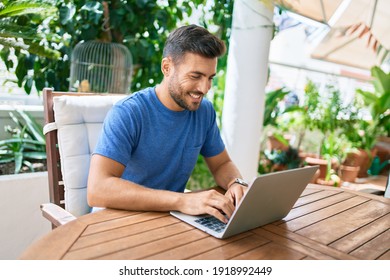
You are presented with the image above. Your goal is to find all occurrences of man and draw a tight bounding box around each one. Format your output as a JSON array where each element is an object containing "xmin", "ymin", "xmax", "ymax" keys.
[{"xmin": 88, "ymin": 25, "xmax": 247, "ymax": 223}]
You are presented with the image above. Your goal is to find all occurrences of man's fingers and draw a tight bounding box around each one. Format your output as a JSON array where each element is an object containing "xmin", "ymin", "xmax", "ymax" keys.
[
  {"xmin": 206, "ymin": 207, "xmax": 229, "ymax": 223},
  {"xmin": 225, "ymin": 185, "xmax": 247, "ymax": 206},
  {"xmin": 180, "ymin": 189, "xmax": 236, "ymax": 223}
]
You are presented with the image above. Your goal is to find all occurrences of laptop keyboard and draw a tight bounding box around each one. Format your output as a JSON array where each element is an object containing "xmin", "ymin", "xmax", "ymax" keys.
[{"xmin": 194, "ymin": 216, "xmax": 227, "ymax": 233}]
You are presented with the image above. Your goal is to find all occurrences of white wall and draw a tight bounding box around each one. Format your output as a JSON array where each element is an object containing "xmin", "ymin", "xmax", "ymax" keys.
[{"xmin": 0, "ymin": 172, "xmax": 51, "ymax": 260}]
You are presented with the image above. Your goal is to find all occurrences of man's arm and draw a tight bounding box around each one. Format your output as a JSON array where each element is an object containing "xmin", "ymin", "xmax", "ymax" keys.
[
  {"xmin": 204, "ymin": 148, "xmax": 247, "ymax": 206},
  {"xmin": 87, "ymin": 154, "xmax": 235, "ymax": 223}
]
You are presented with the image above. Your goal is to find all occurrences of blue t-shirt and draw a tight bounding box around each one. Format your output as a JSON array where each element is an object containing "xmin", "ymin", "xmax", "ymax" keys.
[{"xmin": 93, "ymin": 87, "xmax": 225, "ymax": 192}]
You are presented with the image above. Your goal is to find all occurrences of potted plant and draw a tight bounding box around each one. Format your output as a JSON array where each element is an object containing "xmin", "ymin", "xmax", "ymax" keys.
[
  {"xmin": 262, "ymin": 87, "xmax": 297, "ymax": 151},
  {"xmin": 343, "ymin": 66, "xmax": 390, "ymax": 178},
  {"xmin": 303, "ymin": 82, "xmax": 349, "ymax": 184},
  {"xmin": 0, "ymin": 110, "xmax": 46, "ymax": 174},
  {"xmin": 263, "ymin": 146, "xmax": 302, "ymax": 172}
]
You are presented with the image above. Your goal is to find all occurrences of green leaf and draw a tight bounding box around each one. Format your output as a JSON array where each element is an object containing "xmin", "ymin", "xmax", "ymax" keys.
[
  {"xmin": 371, "ymin": 66, "xmax": 390, "ymax": 94},
  {"xmin": 59, "ymin": 4, "xmax": 76, "ymax": 25},
  {"xmin": 0, "ymin": 22, "xmax": 38, "ymax": 39},
  {"xmin": 27, "ymin": 42, "xmax": 61, "ymax": 59},
  {"xmin": 15, "ymin": 56, "xmax": 27, "ymax": 87},
  {"xmin": 0, "ymin": 157, "xmax": 14, "ymax": 164},
  {"xmin": 14, "ymin": 152, "xmax": 23, "ymax": 173},
  {"xmin": 23, "ymin": 151, "xmax": 47, "ymax": 160},
  {"xmin": 22, "ymin": 160, "xmax": 34, "ymax": 172},
  {"xmin": 24, "ymin": 54, "xmax": 35, "ymax": 69},
  {"xmin": 24, "ymin": 76, "xmax": 33, "ymax": 94},
  {"xmin": 0, "ymin": 1, "xmax": 56, "ymax": 17},
  {"xmin": 356, "ymin": 89, "xmax": 378, "ymax": 105},
  {"xmin": 34, "ymin": 76, "xmax": 46, "ymax": 91}
]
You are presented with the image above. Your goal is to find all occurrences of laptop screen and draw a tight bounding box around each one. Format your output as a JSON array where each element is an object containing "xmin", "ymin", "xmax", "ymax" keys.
[{"xmin": 384, "ymin": 171, "xmax": 390, "ymax": 198}]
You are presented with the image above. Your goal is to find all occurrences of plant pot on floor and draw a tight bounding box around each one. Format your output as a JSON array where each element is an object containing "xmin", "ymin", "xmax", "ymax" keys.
[
  {"xmin": 304, "ymin": 157, "xmax": 338, "ymax": 179},
  {"xmin": 344, "ymin": 148, "xmax": 377, "ymax": 178},
  {"xmin": 339, "ymin": 165, "xmax": 360, "ymax": 183}
]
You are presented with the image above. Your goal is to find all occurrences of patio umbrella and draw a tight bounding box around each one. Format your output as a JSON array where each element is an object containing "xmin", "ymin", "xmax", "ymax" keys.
[{"xmin": 275, "ymin": 0, "xmax": 390, "ymax": 70}]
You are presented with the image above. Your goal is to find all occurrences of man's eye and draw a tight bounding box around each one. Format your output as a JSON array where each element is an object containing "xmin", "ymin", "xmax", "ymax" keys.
[{"xmin": 191, "ymin": 75, "xmax": 201, "ymax": 79}]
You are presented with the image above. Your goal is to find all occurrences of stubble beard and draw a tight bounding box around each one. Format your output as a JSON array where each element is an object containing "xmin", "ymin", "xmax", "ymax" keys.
[{"xmin": 168, "ymin": 76, "xmax": 202, "ymax": 112}]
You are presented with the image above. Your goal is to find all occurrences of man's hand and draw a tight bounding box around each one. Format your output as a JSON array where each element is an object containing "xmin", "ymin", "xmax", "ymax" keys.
[
  {"xmin": 225, "ymin": 183, "xmax": 247, "ymax": 206},
  {"xmin": 178, "ymin": 189, "xmax": 235, "ymax": 223}
]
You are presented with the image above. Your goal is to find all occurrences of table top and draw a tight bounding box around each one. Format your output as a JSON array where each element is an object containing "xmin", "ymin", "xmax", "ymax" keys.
[{"xmin": 20, "ymin": 184, "xmax": 390, "ymax": 260}]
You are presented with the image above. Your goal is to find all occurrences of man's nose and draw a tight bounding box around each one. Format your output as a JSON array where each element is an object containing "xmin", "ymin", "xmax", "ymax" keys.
[{"xmin": 198, "ymin": 79, "xmax": 212, "ymax": 94}]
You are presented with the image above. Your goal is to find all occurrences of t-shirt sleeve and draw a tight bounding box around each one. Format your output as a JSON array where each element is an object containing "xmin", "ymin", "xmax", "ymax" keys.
[
  {"xmin": 200, "ymin": 103, "xmax": 225, "ymax": 158},
  {"xmin": 93, "ymin": 103, "xmax": 137, "ymax": 166}
]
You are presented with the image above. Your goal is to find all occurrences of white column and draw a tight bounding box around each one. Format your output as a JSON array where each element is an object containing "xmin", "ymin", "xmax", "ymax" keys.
[{"xmin": 221, "ymin": 0, "xmax": 274, "ymax": 181}]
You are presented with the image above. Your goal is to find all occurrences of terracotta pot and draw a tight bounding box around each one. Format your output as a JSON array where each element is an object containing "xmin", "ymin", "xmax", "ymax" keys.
[
  {"xmin": 305, "ymin": 157, "xmax": 327, "ymax": 179},
  {"xmin": 305, "ymin": 157, "xmax": 338, "ymax": 179},
  {"xmin": 298, "ymin": 152, "xmax": 318, "ymax": 161},
  {"xmin": 266, "ymin": 134, "xmax": 290, "ymax": 151},
  {"xmin": 338, "ymin": 165, "xmax": 360, "ymax": 183},
  {"xmin": 271, "ymin": 163, "xmax": 287, "ymax": 172},
  {"xmin": 344, "ymin": 148, "xmax": 377, "ymax": 178},
  {"xmin": 374, "ymin": 136, "xmax": 390, "ymax": 175}
]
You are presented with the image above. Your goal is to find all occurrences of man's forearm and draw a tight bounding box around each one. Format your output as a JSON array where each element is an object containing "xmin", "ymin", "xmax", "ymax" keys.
[
  {"xmin": 211, "ymin": 160, "xmax": 243, "ymax": 190},
  {"xmin": 88, "ymin": 176, "xmax": 183, "ymax": 212}
]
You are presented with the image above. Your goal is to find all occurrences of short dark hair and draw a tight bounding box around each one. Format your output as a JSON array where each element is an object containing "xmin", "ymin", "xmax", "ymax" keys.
[{"xmin": 163, "ymin": 24, "xmax": 226, "ymax": 64}]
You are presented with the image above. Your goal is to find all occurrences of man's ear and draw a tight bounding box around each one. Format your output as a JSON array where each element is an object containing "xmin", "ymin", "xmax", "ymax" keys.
[{"xmin": 161, "ymin": 57, "xmax": 171, "ymax": 77}]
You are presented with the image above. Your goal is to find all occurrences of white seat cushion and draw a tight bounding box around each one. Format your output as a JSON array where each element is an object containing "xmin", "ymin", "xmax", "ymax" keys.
[{"xmin": 53, "ymin": 95, "xmax": 126, "ymax": 216}]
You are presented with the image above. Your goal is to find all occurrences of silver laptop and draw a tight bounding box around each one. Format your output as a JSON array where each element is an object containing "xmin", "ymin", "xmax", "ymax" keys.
[{"xmin": 170, "ymin": 166, "xmax": 318, "ymax": 239}]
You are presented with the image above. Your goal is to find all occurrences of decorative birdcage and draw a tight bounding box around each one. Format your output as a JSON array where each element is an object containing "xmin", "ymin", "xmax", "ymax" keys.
[{"xmin": 69, "ymin": 40, "xmax": 133, "ymax": 93}]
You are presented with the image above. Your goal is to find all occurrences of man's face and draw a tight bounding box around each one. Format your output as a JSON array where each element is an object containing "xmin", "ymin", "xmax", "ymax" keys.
[{"xmin": 166, "ymin": 53, "xmax": 217, "ymax": 111}]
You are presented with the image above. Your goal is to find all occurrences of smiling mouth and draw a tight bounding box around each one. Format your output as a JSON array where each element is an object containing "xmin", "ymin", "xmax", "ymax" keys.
[{"xmin": 189, "ymin": 92, "xmax": 203, "ymax": 99}]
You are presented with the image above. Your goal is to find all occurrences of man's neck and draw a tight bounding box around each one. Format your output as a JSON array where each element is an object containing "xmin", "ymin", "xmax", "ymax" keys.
[{"xmin": 155, "ymin": 82, "xmax": 183, "ymax": 112}]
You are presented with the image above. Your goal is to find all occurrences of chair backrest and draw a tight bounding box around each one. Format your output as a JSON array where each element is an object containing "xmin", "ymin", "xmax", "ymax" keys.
[{"xmin": 43, "ymin": 88, "xmax": 126, "ymax": 216}]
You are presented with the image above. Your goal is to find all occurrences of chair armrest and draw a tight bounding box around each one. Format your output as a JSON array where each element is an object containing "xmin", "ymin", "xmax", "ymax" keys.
[{"xmin": 40, "ymin": 203, "xmax": 77, "ymax": 227}]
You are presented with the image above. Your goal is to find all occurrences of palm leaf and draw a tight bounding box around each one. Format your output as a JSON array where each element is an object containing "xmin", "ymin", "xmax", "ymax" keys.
[
  {"xmin": 371, "ymin": 66, "xmax": 390, "ymax": 94},
  {"xmin": 356, "ymin": 89, "xmax": 378, "ymax": 105},
  {"xmin": 0, "ymin": 37, "xmax": 60, "ymax": 59},
  {"xmin": 0, "ymin": 37, "xmax": 29, "ymax": 50},
  {"xmin": 263, "ymin": 88, "xmax": 290, "ymax": 126},
  {"xmin": 0, "ymin": 1, "xmax": 56, "ymax": 17},
  {"xmin": 0, "ymin": 22, "xmax": 39, "ymax": 40},
  {"xmin": 27, "ymin": 42, "xmax": 61, "ymax": 59}
]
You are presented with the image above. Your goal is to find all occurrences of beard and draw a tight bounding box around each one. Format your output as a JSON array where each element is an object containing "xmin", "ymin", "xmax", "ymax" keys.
[{"xmin": 167, "ymin": 74, "xmax": 203, "ymax": 111}]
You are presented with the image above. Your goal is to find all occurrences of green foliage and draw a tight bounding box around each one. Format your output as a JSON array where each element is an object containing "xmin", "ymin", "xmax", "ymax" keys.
[
  {"xmin": 320, "ymin": 132, "xmax": 352, "ymax": 180},
  {"xmin": 0, "ymin": 1, "xmax": 60, "ymax": 56},
  {"xmin": 0, "ymin": 110, "xmax": 46, "ymax": 174},
  {"xmin": 263, "ymin": 87, "xmax": 291, "ymax": 127},
  {"xmin": 1, "ymin": 0, "xmax": 234, "ymax": 96},
  {"xmin": 343, "ymin": 67, "xmax": 390, "ymax": 152},
  {"xmin": 264, "ymin": 146, "xmax": 301, "ymax": 169},
  {"xmin": 0, "ymin": 0, "xmax": 61, "ymax": 94},
  {"xmin": 186, "ymin": 155, "xmax": 214, "ymax": 191},
  {"xmin": 0, "ymin": 0, "xmax": 234, "ymax": 187},
  {"xmin": 301, "ymin": 80, "xmax": 321, "ymax": 131},
  {"xmin": 356, "ymin": 66, "xmax": 390, "ymax": 137}
]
